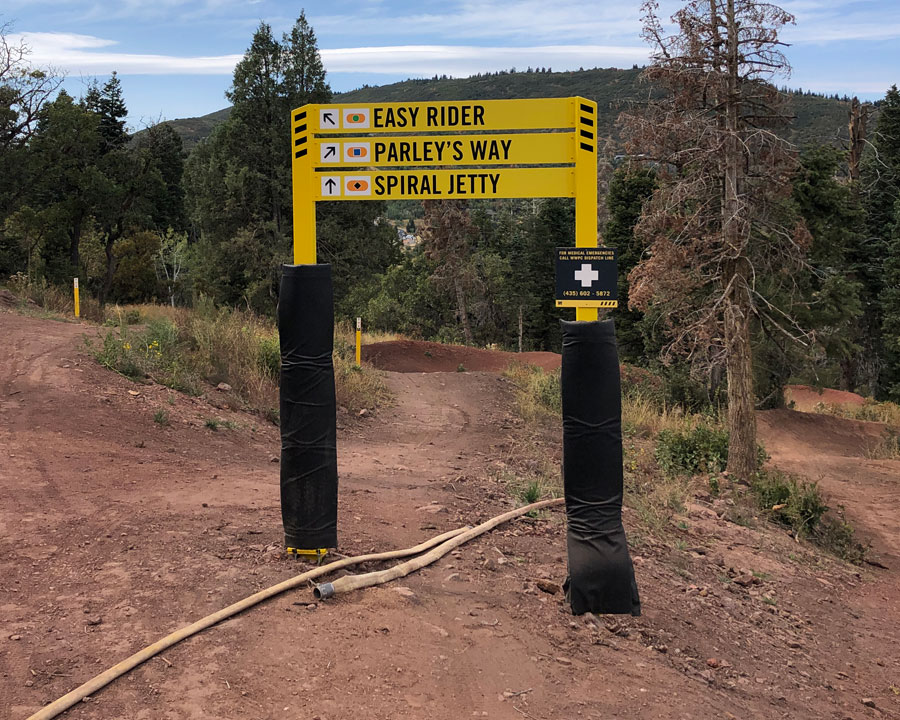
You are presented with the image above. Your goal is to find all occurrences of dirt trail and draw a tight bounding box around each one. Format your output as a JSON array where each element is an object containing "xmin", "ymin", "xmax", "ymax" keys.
[{"xmin": 2, "ymin": 313, "xmax": 899, "ymax": 719}]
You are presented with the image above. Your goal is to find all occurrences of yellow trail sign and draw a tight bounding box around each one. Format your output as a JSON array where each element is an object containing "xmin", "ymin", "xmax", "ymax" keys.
[
  {"xmin": 312, "ymin": 132, "xmax": 575, "ymax": 167},
  {"xmin": 313, "ymin": 168, "xmax": 575, "ymax": 201},
  {"xmin": 299, "ymin": 98, "xmax": 574, "ymax": 134},
  {"xmin": 292, "ymin": 95, "xmax": 600, "ymax": 320}
]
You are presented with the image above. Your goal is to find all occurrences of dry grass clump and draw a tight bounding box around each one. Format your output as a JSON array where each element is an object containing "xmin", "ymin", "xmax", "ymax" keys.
[
  {"xmin": 812, "ymin": 399, "xmax": 900, "ymax": 427},
  {"xmin": 865, "ymin": 430, "xmax": 900, "ymax": 460},
  {"xmin": 89, "ymin": 301, "xmax": 391, "ymax": 420}
]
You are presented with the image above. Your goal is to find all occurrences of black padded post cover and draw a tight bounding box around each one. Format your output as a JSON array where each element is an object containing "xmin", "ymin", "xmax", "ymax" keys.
[
  {"xmin": 560, "ymin": 319, "xmax": 640, "ymax": 615},
  {"xmin": 279, "ymin": 264, "xmax": 338, "ymax": 549}
]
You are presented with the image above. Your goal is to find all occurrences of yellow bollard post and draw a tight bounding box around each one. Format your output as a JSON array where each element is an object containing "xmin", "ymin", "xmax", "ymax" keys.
[
  {"xmin": 355, "ymin": 317, "xmax": 362, "ymax": 367},
  {"xmin": 73, "ymin": 278, "xmax": 80, "ymax": 319}
]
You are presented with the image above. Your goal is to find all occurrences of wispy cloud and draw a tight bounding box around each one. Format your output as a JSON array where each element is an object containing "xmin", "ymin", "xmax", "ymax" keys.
[
  {"xmin": 15, "ymin": 32, "xmax": 242, "ymax": 74},
  {"xmin": 15, "ymin": 31, "xmax": 647, "ymax": 77}
]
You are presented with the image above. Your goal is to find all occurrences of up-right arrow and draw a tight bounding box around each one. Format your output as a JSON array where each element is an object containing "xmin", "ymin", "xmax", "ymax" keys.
[{"xmin": 325, "ymin": 146, "xmax": 336, "ymax": 158}]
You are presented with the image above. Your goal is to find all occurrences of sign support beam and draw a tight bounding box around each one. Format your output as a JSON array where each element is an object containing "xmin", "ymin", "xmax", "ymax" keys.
[
  {"xmin": 292, "ymin": 108, "xmax": 316, "ymax": 264},
  {"xmin": 573, "ymin": 98, "xmax": 599, "ymax": 322}
]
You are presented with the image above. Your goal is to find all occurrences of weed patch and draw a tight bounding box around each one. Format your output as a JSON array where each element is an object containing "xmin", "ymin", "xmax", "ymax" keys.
[
  {"xmin": 86, "ymin": 303, "xmax": 391, "ymax": 420},
  {"xmin": 812, "ymin": 399, "xmax": 900, "ymax": 427},
  {"xmin": 503, "ymin": 363, "xmax": 562, "ymax": 421},
  {"xmin": 749, "ymin": 469, "xmax": 867, "ymax": 563},
  {"xmin": 865, "ymin": 430, "xmax": 900, "ymax": 460}
]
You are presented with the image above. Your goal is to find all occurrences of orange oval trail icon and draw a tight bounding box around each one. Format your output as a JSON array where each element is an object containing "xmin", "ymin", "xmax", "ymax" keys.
[
  {"xmin": 347, "ymin": 179, "xmax": 369, "ymax": 192},
  {"xmin": 347, "ymin": 113, "xmax": 365, "ymax": 124}
]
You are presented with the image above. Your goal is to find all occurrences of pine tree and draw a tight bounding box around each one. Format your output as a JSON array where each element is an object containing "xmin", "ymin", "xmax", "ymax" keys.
[
  {"xmin": 603, "ymin": 166, "xmax": 656, "ymax": 362},
  {"xmin": 858, "ymin": 86, "xmax": 900, "ymax": 395},
  {"xmin": 281, "ymin": 11, "xmax": 332, "ymax": 110},
  {"xmin": 84, "ymin": 72, "xmax": 128, "ymax": 152},
  {"xmin": 185, "ymin": 13, "xmax": 397, "ymax": 315},
  {"xmin": 881, "ymin": 201, "xmax": 900, "ymax": 400}
]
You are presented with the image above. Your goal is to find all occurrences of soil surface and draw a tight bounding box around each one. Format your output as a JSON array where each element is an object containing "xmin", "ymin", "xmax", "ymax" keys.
[
  {"xmin": 363, "ymin": 340, "xmax": 561, "ymax": 373},
  {"xmin": 2, "ymin": 312, "xmax": 899, "ymax": 720}
]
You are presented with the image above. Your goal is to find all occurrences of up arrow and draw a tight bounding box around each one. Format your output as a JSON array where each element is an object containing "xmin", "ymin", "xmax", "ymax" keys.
[{"xmin": 325, "ymin": 178, "xmax": 337, "ymax": 192}]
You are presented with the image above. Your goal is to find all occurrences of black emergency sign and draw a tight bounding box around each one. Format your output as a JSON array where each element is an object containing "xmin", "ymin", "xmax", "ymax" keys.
[{"xmin": 555, "ymin": 247, "xmax": 618, "ymax": 308}]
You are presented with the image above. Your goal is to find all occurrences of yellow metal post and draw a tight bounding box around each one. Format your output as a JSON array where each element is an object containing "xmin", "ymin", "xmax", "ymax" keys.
[
  {"xmin": 355, "ymin": 317, "xmax": 362, "ymax": 366},
  {"xmin": 573, "ymin": 97, "xmax": 599, "ymax": 322},
  {"xmin": 291, "ymin": 105, "xmax": 316, "ymax": 265},
  {"xmin": 73, "ymin": 277, "xmax": 80, "ymax": 318}
]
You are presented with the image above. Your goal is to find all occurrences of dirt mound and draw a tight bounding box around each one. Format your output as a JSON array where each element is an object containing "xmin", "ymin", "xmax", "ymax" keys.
[
  {"xmin": 0, "ymin": 288, "xmax": 36, "ymax": 309},
  {"xmin": 362, "ymin": 339, "xmax": 561, "ymax": 373},
  {"xmin": 759, "ymin": 408, "xmax": 887, "ymax": 459},
  {"xmin": 785, "ymin": 384, "xmax": 866, "ymax": 412}
]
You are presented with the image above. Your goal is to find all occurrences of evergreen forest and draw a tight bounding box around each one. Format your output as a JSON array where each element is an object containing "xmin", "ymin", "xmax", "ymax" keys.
[{"xmin": 2, "ymin": 9, "xmax": 900, "ymax": 411}]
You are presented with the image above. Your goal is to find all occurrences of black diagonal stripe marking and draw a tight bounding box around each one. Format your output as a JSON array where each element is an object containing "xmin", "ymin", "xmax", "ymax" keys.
[
  {"xmin": 294, "ymin": 111, "xmax": 307, "ymax": 122},
  {"xmin": 294, "ymin": 123, "xmax": 307, "ymax": 133},
  {"xmin": 580, "ymin": 117, "xmax": 594, "ymax": 127},
  {"xmin": 580, "ymin": 103, "xmax": 594, "ymax": 114},
  {"xmin": 580, "ymin": 129, "xmax": 594, "ymax": 140},
  {"xmin": 294, "ymin": 136, "xmax": 307, "ymax": 146},
  {"xmin": 580, "ymin": 142, "xmax": 594, "ymax": 152},
  {"xmin": 295, "ymin": 149, "xmax": 308, "ymax": 158}
]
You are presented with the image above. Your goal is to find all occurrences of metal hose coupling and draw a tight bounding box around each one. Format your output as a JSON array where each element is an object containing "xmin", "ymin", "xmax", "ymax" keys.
[{"xmin": 313, "ymin": 582, "xmax": 335, "ymax": 599}]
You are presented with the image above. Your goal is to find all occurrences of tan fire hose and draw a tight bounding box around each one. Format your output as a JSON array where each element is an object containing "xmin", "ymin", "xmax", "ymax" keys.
[
  {"xmin": 26, "ymin": 497, "xmax": 562, "ymax": 720},
  {"xmin": 315, "ymin": 497, "xmax": 564, "ymax": 599}
]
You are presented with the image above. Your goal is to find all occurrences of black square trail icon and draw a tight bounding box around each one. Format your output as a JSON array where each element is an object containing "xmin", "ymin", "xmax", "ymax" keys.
[{"xmin": 555, "ymin": 247, "xmax": 618, "ymax": 308}]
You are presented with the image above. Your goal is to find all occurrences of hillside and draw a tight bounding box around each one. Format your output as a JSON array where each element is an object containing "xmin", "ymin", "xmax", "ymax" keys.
[
  {"xmin": 3, "ymin": 309, "xmax": 899, "ymax": 718},
  {"xmin": 160, "ymin": 67, "xmax": 853, "ymax": 151}
]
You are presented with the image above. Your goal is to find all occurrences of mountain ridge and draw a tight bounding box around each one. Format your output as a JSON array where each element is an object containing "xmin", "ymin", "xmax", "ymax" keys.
[{"xmin": 157, "ymin": 67, "xmax": 853, "ymax": 151}]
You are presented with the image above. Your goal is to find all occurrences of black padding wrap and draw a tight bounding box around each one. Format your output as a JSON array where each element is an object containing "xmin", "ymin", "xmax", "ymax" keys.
[
  {"xmin": 560, "ymin": 319, "xmax": 640, "ymax": 616},
  {"xmin": 279, "ymin": 264, "xmax": 338, "ymax": 549}
]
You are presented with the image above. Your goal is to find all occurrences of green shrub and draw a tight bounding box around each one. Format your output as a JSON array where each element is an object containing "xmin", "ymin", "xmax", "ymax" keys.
[
  {"xmin": 257, "ymin": 334, "xmax": 281, "ymax": 380},
  {"xmin": 751, "ymin": 470, "xmax": 827, "ymax": 537},
  {"xmin": 153, "ymin": 409, "xmax": 170, "ymax": 425},
  {"xmin": 749, "ymin": 470, "xmax": 867, "ymax": 563},
  {"xmin": 811, "ymin": 510, "xmax": 868, "ymax": 564},
  {"xmin": 655, "ymin": 425, "xmax": 730, "ymax": 476},
  {"xmin": 656, "ymin": 425, "xmax": 767, "ymax": 477}
]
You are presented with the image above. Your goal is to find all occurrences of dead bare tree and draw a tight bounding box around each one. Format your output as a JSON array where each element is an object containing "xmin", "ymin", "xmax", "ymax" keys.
[
  {"xmin": 0, "ymin": 23, "xmax": 62, "ymax": 152},
  {"xmin": 621, "ymin": 0, "xmax": 810, "ymax": 478}
]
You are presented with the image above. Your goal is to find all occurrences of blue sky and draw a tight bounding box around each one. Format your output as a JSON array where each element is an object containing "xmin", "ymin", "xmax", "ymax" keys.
[{"xmin": 3, "ymin": 1, "xmax": 899, "ymax": 128}]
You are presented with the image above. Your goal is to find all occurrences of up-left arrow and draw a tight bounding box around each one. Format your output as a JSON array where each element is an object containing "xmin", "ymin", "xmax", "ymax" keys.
[{"xmin": 322, "ymin": 112, "xmax": 336, "ymax": 127}]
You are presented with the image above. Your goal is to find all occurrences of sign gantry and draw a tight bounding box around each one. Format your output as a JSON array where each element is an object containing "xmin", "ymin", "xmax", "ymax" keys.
[{"xmin": 291, "ymin": 97, "xmax": 609, "ymax": 318}]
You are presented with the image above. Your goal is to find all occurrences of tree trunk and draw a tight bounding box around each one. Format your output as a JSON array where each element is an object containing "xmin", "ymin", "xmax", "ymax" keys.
[
  {"xmin": 725, "ymin": 292, "xmax": 758, "ymax": 478},
  {"xmin": 68, "ymin": 215, "xmax": 83, "ymax": 272},
  {"xmin": 99, "ymin": 232, "xmax": 119, "ymax": 308},
  {"xmin": 518, "ymin": 305, "xmax": 524, "ymax": 353},
  {"xmin": 839, "ymin": 357, "xmax": 858, "ymax": 392},
  {"xmin": 722, "ymin": 0, "xmax": 758, "ymax": 479},
  {"xmin": 454, "ymin": 276, "xmax": 473, "ymax": 345}
]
